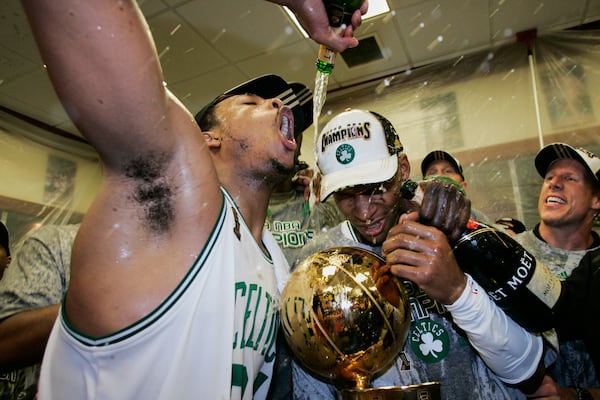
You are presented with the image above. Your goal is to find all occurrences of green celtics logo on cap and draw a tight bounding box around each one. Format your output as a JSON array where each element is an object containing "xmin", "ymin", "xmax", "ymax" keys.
[
  {"xmin": 336, "ymin": 144, "xmax": 355, "ymax": 165},
  {"xmin": 408, "ymin": 319, "xmax": 450, "ymax": 363}
]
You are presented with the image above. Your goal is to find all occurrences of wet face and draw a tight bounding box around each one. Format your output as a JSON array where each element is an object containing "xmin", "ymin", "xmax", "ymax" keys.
[
  {"xmin": 424, "ymin": 160, "xmax": 466, "ymax": 191},
  {"xmin": 213, "ymin": 94, "xmax": 297, "ymax": 180},
  {"xmin": 334, "ymin": 176, "xmax": 404, "ymax": 245},
  {"xmin": 538, "ymin": 158, "xmax": 600, "ymax": 229},
  {"xmin": 333, "ymin": 155, "xmax": 411, "ymax": 246}
]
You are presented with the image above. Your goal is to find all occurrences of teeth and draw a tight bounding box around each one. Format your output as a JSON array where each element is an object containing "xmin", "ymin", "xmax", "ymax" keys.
[
  {"xmin": 281, "ymin": 115, "xmax": 292, "ymax": 140},
  {"xmin": 547, "ymin": 196, "xmax": 566, "ymax": 204}
]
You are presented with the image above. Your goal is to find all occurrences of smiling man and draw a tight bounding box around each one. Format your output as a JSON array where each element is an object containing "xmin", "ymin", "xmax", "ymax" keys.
[
  {"xmin": 513, "ymin": 142, "xmax": 600, "ymax": 391},
  {"xmin": 516, "ymin": 143, "xmax": 600, "ymax": 277}
]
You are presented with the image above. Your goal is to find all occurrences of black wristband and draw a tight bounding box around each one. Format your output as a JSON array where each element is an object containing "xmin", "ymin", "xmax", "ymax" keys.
[{"xmin": 574, "ymin": 387, "xmax": 593, "ymax": 400}]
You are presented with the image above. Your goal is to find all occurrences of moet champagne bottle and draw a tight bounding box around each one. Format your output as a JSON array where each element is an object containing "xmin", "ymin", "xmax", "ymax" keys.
[{"xmin": 400, "ymin": 177, "xmax": 561, "ymax": 333}]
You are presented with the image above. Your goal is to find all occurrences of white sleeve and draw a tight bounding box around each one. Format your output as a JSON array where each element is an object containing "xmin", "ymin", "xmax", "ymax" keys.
[{"xmin": 445, "ymin": 274, "xmax": 544, "ymax": 385}]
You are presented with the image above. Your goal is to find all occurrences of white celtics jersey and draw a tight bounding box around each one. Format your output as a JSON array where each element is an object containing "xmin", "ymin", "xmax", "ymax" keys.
[{"xmin": 38, "ymin": 188, "xmax": 288, "ymax": 400}]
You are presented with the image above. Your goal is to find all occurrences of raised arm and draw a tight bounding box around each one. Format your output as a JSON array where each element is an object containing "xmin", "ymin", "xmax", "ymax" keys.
[
  {"xmin": 21, "ymin": 0, "xmax": 194, "ymax": 167},
  {"xmin": 21, "ymin": 0, "xmax": 221, "ymax": 336}
]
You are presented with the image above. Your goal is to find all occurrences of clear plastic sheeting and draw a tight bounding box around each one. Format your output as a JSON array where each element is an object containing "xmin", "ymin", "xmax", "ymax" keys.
[
  {"xmin": 0, "ymin": 119, "xmax": 101, "ymax": 255},
  {"xmin": 0, "ymin": 29, "xmax": 599, "ymax": 254},
  {"xmin": 311, "ymin": 29, "xmax": 600, "ymax": 231}
]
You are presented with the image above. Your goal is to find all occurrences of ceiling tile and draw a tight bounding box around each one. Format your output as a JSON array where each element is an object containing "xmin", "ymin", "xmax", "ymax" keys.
[
  {"xmin": 393, "ymin": 0, "xmax": 491, "ymax": 66},
  {"xmin": 175, "ymin": 0, "xmax": 305, "ymax": 62},
  {"xmin": 234, "ymin": 40, "xmax": 318, "ymax": 90},
  {"xmin": 0, "ymin": 67, "xmax": 70, "ymax": 127},
  {"xmin": 168, "ymin": 66, "xmax": 260, "ymax": 117},
  {"xmin": 0, "ymin": 0, "xmax": 42, "ymax": 61},
  {"xmin": 148, "ymin": 10, "xmax": 229, "ymax": 84},
  {"xmin": 139, "ymin": 0, "xmax": 170, "ymax": 16},
  {"xmin": 336, "ymin": 19, "xmax": 411, "ymax": 83},
  {"xmin": 583, "ymin": 0, "xmax": 600, "ymax": 23},
  {"xmin": 490, "ymin": 0, "xmax": 589, "ymax": 39},
  {"xmin": 0, "ymin": 47, "xmax": 39, "ymax": 84}
]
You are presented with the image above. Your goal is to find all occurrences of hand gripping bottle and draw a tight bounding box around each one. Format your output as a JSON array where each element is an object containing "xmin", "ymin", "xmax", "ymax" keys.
[
  {"xmin": 316, "ymin": 0, "xmax": 364, "ymax": 74},
  {"xmin": 400, "ymin": 176, "xmax": 561, "ymax": 333}
]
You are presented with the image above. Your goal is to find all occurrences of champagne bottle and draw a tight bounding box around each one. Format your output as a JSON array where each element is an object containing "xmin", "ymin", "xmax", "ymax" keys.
[
  {"xmin": 317, "ymin": 0, "xmax": 363, "ymax": 74},
  {"xmin": 400, "ymin": 177, "xmax": 561, "ymax": 333}
]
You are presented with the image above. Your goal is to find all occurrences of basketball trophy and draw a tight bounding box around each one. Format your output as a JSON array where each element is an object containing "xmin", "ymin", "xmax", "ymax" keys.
[{"xmin": 280, "ymin": 246, "xmax": 441, "ymax": 399}]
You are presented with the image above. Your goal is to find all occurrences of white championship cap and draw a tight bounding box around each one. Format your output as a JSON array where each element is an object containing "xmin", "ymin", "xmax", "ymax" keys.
[{"xmin": 317, "ymin": 109, "xmax": 404, "ymax": 200}]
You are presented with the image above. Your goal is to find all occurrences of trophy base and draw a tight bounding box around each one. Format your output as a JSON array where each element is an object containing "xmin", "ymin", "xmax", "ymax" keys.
[{"xmin": 339, "ymin": 382, "xmax": 441, "ymax": 400}]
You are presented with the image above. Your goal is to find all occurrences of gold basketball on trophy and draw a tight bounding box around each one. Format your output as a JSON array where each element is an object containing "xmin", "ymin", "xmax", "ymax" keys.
[{"xmin": 280, "ymin": 246, "xmax": 412, "ymax": 391}]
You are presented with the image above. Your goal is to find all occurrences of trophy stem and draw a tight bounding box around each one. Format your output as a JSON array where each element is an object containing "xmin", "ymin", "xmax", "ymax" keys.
[{"xmin": 355, "ymin": 375, "xmax": 370, "ymax": 390}]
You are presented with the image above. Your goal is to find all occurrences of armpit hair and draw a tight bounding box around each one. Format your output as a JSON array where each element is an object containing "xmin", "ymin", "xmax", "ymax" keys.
[{"xmin": 124, "ymin": 152, "xmax": 175, "ymax": 234}]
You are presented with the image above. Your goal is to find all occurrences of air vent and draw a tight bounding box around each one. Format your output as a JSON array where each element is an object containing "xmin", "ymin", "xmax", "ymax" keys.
[{"xmin": 339, "ymin": 36, "xmax": 384, "ymax": 68}]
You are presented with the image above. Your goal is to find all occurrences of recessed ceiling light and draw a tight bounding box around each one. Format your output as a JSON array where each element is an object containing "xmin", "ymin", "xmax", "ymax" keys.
[{"xmin": 284, "ymin": 0, "xmax": 391, "ymax": 38}]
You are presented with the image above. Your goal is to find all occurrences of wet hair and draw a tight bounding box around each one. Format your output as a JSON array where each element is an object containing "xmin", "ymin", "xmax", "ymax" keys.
[
  {"xmin": 195, "ymin": 94, "xmax": 233, "ymax": 131},
  {"xmin": 196, "ymin": 103, "xmax": 220, "ymax": 132}
]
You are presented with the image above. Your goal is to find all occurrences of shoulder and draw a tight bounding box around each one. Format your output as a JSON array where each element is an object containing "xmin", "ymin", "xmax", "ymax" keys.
[
  {"xmin": 15, "ymin": 224, "xmax": 80, "ymax": 259},
  {"xmin": 27, "ymin": 224, "xmax": 80, "ymax": 242},
  {"xmin": 312, "ymin": 201, "xmax": 344, "ymax": 222},
  {"xmin": 513, "ymin": 230, "xmax": 536, "ymax": 245}
]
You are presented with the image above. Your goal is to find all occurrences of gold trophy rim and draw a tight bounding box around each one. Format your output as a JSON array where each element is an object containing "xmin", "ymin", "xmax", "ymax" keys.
[{"xmin": 339, "ymin": 381, "xmax": 442, "ymax": 400}]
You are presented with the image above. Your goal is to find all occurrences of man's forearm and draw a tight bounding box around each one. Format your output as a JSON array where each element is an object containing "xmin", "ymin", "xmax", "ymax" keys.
[
  {"xmin": 446, "ymin": 274, "xmax": 544, "ymax": 388},
  {"xmin": 0, "ymin": 304, "xmax": 59, "ymax": 372}
]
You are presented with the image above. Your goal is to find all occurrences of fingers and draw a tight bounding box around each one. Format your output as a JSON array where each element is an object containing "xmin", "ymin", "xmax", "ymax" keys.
[
  {"xmin": 382, "ymin": 220, "xmax": 438, "ymax": 259},
  {"xmin": 292, "ymin": 174, "xmax": 310, "ymax": 188},
  {"xmin": 419, "ymin": 180, "xmax": 441, "ymax": 223},
  {"xmin": 525, "ymin": 375, "xmax": 560, "ymax": 399},
  {"xmin": 359, "ymin": 0, "xmax": 369, "ymax": 16},
  {"xmin": 382, "ymin": 220, "xmax": 467, "ymax": 304},
  {"xmin": 344, "ymin": 2, "xmax": 367, "ymax": 38},
  {"xmin": 397, "ymin": 210, "xmax": 419, "ymax": 225},
  {"xmin": 312, "ymin": 172, "xmax": 322, "ymax": 203},
  {"xmin": 283, "ymin": 0, "xmax": 362, "ymax": 52},
  {"xmin": 291, "ymin": 174, "xmax": 310, "ymax": 197},
  {"xmin": 450, "ymin": 195, "xmax": 471, "ymax": 242},
  {"xmin": 329, "ymin": 34, "xmax": 359, "ymax": 51},
  {"xmin": 418, "ymin": 179, "xmax": 471, "ymax": 242},
  {"xmin": 426, "ymin": 183, "xmax": 451, "ymax": 229},
  {"xmin": 442, "ymin": 188, "xmax": 470, "ymax": 242},
  {"xmin": 303, "ymin": 183, "xmax": 312, "ymax": 202},
  {"xmin": 295, "ymin": 167, "xmax": 313, "ymax": 179},
  {"xmin": 313, "ymin": 24, "xmax": 359, "ymax": 52},
  {"xmin": 370, "ymin": 262, "xmax": 391, "ymax": 282},
  {"xmin": 370, "ymin": 264, "xmax": 401, "ymax": 307},
  {"xmin": 290, "ymin": 168, "xmax": 314, "ymax": 201}
]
